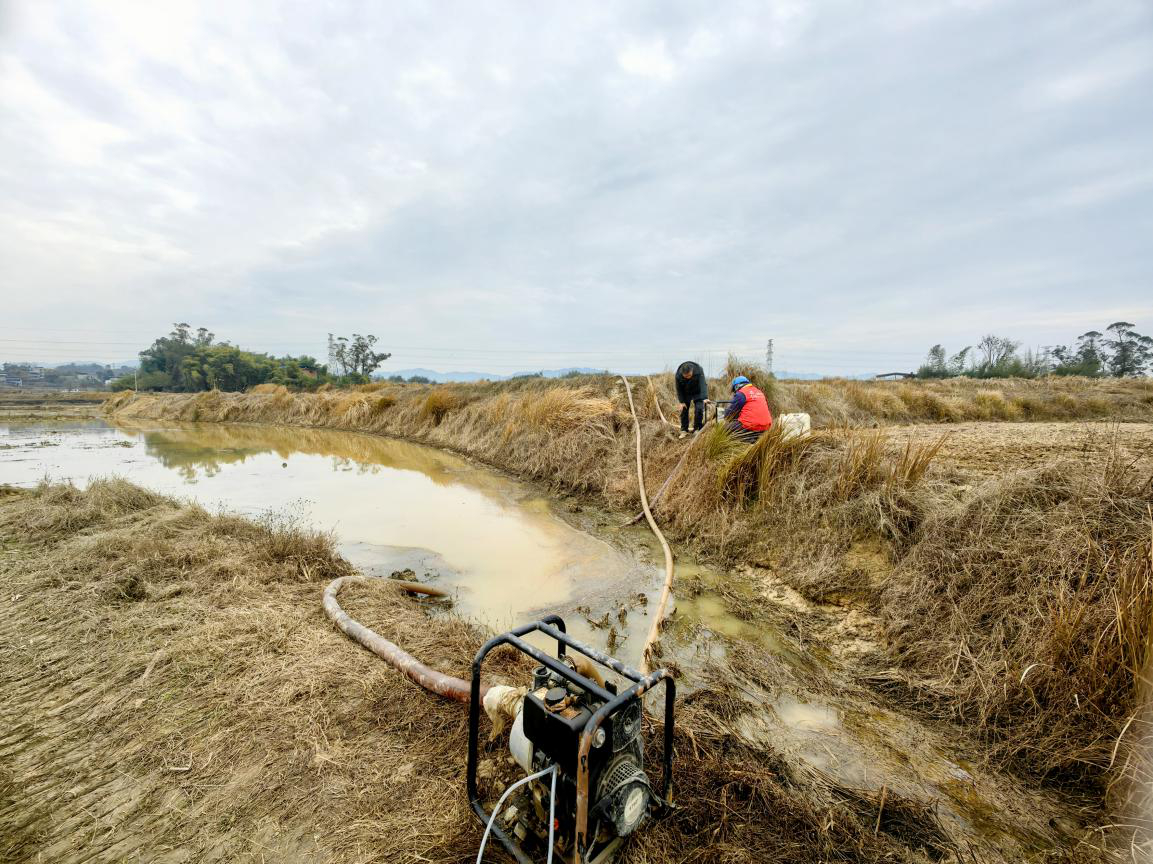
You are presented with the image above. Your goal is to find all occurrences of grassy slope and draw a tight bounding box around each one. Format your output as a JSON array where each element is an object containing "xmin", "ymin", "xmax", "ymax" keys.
[
  {"xmin": 104, "ymin": 378, "xmax": 1153, "ymax": 800},
  {"xmin": 0, "ymin": 481, "xmax": 954, "ymax": 864}
]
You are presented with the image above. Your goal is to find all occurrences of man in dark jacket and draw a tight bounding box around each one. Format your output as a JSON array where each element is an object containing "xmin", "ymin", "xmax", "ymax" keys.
[{"xmin": 674, "ymin": 361, "xmax": 708, "ymax": 438}]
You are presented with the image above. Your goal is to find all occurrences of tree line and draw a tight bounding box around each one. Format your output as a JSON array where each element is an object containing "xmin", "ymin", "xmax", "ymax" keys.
[
  {"xmin": 111, "ymin": 324, "xmax": 392, "ymax": 392},
  {"xmin": 917, "ymin": 322, "xmax": 1152, "ymax": 379}
]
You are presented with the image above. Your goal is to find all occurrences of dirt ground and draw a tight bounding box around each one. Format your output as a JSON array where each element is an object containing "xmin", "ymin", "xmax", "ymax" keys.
[{"xmin": 886, "ymin": 421, "xmax": 1153, "ymax": 479}]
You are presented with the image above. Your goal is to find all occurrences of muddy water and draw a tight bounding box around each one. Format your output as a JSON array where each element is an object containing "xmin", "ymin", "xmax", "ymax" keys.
[
  {"xmin": 0, "ymin": 419, "xmax": 681, "ymax": 660},
  {"xmin": 0, "ymin": 419, "xmax": 1087, "ymax": 861}
]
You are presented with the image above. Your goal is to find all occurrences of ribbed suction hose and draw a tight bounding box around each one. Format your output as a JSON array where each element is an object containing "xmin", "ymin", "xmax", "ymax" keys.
[{"xmin": 322, "ymin": 575, "xmax": 481, "ymax": 702}]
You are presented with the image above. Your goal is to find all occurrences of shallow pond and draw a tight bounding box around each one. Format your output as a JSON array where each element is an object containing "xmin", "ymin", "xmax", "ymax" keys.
[{"xmin": 0, "ymin": 419, "xmax": 687, "ymax": 663}]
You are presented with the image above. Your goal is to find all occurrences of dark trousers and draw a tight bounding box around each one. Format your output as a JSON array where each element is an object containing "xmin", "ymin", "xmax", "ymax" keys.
[
  {"xmin": 680, "ymin": 400, "xmax": 704, "ymax": 432},
  {"xmin": 727, "ymin": 422, "xmax": 763, "ymax": 443}
]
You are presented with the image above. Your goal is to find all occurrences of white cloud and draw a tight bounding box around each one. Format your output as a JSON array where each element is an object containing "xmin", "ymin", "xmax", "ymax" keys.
[
  {"xmin": 617, "ymin": 38, "xmax": 676, "ymax": 81},
  {"xmin": 1031, "ymin": 41, "xmax": 1153, "ymax": 105},
  {"xmin": 1, "ymin": 1, "xmax": 1151, "ymax": 373}
]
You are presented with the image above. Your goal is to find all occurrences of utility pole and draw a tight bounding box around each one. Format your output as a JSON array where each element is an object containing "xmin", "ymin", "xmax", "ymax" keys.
[{"xmin": 765, "ymin": 339, "xmax": 774, "ymax": 375}]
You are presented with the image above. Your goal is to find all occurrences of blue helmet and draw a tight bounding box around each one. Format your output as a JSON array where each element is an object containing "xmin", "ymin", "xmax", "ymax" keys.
[{"xmin": 730, "ymin": 375, "xmax": 750, "ymax": 393}]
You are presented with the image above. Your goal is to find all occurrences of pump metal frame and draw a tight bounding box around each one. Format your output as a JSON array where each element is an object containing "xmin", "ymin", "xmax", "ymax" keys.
[
  {"xmin": 467, "ymin": 616, "xmax": 675, "ymax": 864},
  {"xmin": 709, "ymin": 399, "xmax": 733, "ymax": 424}
]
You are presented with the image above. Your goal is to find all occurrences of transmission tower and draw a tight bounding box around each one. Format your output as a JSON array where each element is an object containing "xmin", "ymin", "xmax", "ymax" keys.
[{"xmin": 765, "ymin": 339, "xmax": 774, "ymax": 374}]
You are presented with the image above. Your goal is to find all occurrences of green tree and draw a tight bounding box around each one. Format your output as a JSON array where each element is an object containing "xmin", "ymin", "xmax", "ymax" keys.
[
  {"xmin": 327, "ymin": 333, "xmax": 391, "ymax": 381},
  {"xmin": 133, "ymin": 323, "xmax": 215, "ymax": 391},
  {"xmin": 948, "ymin": 346, "xmax": 972, "ymax": 376},
  {"xmin": 916, "ymin": 344, "xmax": 949, "ymax": 378},
  {"xmin": 1104, "ymin": 322, "xmax": 1152, "ymax": 377},
  {"xmin": 113, "ymin": 326, "xmax": 332, "ymax": 392},
  {"xmin": 1049, "ymin": 331, "xmax": 1106, "ymax": 377},
  {"xmin": 972, "ymin": 334, "xmax": 1021, "ymax": 377}
]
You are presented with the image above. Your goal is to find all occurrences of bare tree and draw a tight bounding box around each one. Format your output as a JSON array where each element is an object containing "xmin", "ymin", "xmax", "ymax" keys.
[
  {"xmin": 326, "ymin": 333, "xmax": 391, "ymax": 377},
  {"xmin": 974, "ymin": 335, "xmax": 1019, "ymax": 375}
]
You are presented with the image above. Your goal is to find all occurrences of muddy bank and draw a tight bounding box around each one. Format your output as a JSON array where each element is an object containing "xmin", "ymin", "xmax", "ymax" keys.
[
  {"xmin": 2, "ymin": 480, "xmax": 996, "ymax": 864},
  {"xmin": 0, "ymin": 389, "xmax": 108, "ymax": 421}
]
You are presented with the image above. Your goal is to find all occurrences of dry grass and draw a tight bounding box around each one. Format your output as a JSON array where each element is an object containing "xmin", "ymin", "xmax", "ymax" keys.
[
  {"xmin": 419, "ymin": 388, "xmax": 469, "ymax": 425},
  {"xmin": 518, "ymin": 385, "xmax": 615, "ymax": 432},
  {"xmin": 0, "ymin": 481, "xmax": 960, "ymax": 864},
  {"xmin": 619, "ymin": 369, "xmax": 1153, "ymax": 427},
  {"xmin": 833, "ymin": 430, "xmax": 888, "ymax": 501},
  {"xmin": 715, "ymin": 422, "xmax": 812, "ymax": 507},
  {"xmin": 877, "ymin": 447, "xmax": 1153, "ymax": 790},
  {"xmin": 887, "ymin": 435, "xmax": 948, "ymax": 489},
  {"xmin": 103, "ymin": 378, "xmax": 1153, "ymax": 808}
]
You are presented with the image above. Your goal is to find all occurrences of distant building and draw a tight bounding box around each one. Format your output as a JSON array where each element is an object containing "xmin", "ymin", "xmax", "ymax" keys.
[{"xmin": 2, "ymin": 363, "xmax": 46, "ymax": 388}]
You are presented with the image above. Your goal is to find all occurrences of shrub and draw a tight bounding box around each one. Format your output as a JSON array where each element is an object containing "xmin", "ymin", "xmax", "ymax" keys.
[
  {"xmin": 722, "ymin": 355, "xmax": 777, "ymax": 410},
  {"xmin": 419, "ymin": 388, "xmax": 467, "ymax": 425}
]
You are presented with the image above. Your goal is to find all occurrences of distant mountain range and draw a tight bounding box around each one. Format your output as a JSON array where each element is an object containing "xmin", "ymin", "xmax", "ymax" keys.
[
  {"xmin": 387, "ymin": 367, "xmax": 608, "ymax": 383},
  {"xmin": 386, "ymin": 367, "xmax": 873, "ymax": 382}
]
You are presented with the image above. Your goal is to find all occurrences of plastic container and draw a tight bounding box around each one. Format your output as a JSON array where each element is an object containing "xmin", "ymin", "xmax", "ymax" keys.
[{"xmin": 777, "ymin": 412, "xmax": 812, "ymax": 441}]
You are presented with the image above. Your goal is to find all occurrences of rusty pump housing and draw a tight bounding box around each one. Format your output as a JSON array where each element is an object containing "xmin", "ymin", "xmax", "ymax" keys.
[{"xmin": 468, "ymin": 617, "xmax": 675, "ymax": 864}]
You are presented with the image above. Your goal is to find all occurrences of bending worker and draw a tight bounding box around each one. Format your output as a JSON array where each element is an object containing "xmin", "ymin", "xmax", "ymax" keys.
[
  {"xmin": 674, "ymin": 360, "xmax": 708, "ymax": 438},
  {"xmin": 725, "ymin": 376, "xmax": 773, "ymax": 442}
]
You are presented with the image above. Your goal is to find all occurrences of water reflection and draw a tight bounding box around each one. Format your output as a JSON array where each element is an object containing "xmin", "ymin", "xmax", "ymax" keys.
[
  {"xmin": 121, "ymin": 421, "xmax": 470, "ymax": 486},
  {"xmin": 0, "ymin": 420, "xmax": 660, "ymax": 639}
]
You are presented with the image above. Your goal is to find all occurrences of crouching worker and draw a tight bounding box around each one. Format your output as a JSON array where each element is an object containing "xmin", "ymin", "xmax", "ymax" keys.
[
  {"xmin": 725, "ymin": 376, "xmax": 772, "ymax": 443},
  {"xmin": 675, "ymin": 360, "xmax": 708, "ymax": 439}
]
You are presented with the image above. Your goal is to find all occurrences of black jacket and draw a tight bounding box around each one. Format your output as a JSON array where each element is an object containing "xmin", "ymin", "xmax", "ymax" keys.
[{"xmin": 675, "ymin": 361, "xmax": 708, "ymax": 403}]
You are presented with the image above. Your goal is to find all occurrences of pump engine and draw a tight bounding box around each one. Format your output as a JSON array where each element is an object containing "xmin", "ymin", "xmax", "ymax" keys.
[{"xmin": 468, "ymin": 616, "xmax": 675, "ymax": 864}]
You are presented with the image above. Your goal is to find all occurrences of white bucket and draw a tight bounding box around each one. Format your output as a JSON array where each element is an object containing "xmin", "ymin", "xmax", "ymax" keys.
[{"xmin": 777, "ymin": 412, "xmax": 812, "ymax": 441}]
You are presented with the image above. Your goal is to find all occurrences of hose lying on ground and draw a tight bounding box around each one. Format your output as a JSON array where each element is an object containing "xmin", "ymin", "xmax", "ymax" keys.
[
  {"xmin": 621, "ymin": 433, "xmax": 698, "ymax": 527},
  {"xmin": 619, "ymin": 375, "xmax": 676, "ymax": 676},
  {"xmin": 323, "ymin": 575, "xmax": 480, "ymax": 702}
]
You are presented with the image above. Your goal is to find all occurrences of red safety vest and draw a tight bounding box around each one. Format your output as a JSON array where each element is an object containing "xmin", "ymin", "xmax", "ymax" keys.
[{"xmin": 736, "ymin": 385, "xmax": 772, "ymax": 431}]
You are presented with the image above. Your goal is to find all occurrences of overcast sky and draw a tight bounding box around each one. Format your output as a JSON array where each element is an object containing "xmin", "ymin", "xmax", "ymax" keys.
[{"xmin": 2, "ymin": 0, "xmax": 1151, "ymax": 376}]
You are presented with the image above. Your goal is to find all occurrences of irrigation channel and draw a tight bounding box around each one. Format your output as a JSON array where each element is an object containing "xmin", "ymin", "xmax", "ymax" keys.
[{"xmin": 0, "ymin": 418, "xmax": 1091, "ymax": 862}]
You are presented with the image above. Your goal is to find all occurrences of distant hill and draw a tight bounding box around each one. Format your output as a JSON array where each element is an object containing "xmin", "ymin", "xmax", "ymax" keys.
[
  {"xmin": 386, "ymin": 367, "xmax": 608, "ymax": 383},
  {"xmin": 774, "ymin": 370, "xmax": 876, "ymax": 380},
  {"xmin": 383, "ymin": 367, "xmax": 878, "ymax": 383}
]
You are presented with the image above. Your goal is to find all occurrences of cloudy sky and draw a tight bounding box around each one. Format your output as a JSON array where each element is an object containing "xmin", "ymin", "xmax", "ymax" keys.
[{"xmin": 2, "ymin": 0, "xmax": 1151, "ymax": 376}]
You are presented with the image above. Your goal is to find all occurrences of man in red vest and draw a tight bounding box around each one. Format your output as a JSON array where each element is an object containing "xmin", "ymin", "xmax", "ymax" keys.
[{"xmin": 724, "ymin": 376, "xmax": 772, "ymax": 442}]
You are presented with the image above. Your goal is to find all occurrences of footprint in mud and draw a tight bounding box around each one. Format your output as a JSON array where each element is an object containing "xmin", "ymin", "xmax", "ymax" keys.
[{"xmin": 772, "ymin": 695, "xmax": 843, "ymax": 734}]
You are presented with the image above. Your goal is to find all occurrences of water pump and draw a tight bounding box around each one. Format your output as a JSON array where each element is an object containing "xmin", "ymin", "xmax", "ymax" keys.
[{"xmin": 468, "ymin": 616, "xmax": 675, "ymax": 864}]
